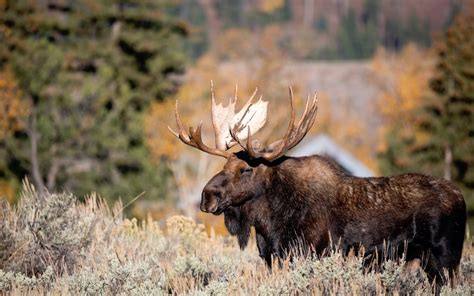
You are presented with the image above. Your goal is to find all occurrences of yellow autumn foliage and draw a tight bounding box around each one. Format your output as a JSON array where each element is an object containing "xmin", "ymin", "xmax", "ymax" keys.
[
  {"xmin": 371, "ymin": 44, "xmax": 435, "ymax": 153},
  {"xmin": 0, "ymin": 66, "xmax": 30, "ymax": 139},
  {"xmin": 258, "ymin": 0, "xmax": 285, "ymax": 14},
  {"xmin": 315, "ymin": 92, "xmax": 378, "ymax": 172},
  {"xmin": 216, "ymin": 28, "xmax": 255, "ymax": 60},
  {"xmin": 0, "ymin": 179, "xmax": 16, "ymax": 203}
]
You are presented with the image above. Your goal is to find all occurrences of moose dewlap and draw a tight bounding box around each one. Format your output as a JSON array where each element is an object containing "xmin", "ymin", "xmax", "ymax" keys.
[{"xmin": 169, "ymin": 83, "xmax": 466, "ymax": 288}]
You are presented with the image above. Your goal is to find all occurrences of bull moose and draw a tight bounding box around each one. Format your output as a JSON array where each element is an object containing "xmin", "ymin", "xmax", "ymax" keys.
[{"xmin": 169, "ymin": 84, "xmax": 466, "ymax": 286}]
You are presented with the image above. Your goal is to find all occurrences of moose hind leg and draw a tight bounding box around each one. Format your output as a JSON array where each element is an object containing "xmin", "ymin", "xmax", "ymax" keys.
[
  {"xmin": 426, "ymin": 243, "xmax": 463, "ymax": 287},
  {"xmin": 426, "ymin": 210, "xmax": 466, "ymax": 288}
]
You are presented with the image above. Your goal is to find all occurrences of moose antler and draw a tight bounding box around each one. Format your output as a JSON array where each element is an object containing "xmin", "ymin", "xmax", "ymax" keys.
[
  {"xmin": 230, "ymin": 87, "xmax": 318, "ymax": 161},
  {"xmin": 168, "ymin": 82, "xmax": 268, "ymax": 158}
]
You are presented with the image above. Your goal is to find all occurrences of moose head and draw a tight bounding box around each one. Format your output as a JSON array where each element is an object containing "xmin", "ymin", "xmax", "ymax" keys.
[{"xmin": 168, "ymin": 83, "xmax": 318, "ymax": 215}]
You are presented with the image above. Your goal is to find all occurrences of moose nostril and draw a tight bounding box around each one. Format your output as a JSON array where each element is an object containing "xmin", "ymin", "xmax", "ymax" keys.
[
  {"xmin": 209, "ymin": 203, "xmax": 218, "ymax": 213},
  {"xmin": 201, "ymin": 190, "xmax": 212, "ymax": 212},
  {"xmin": 200, "ymin": 202, "xmax": 208, "ymax": 212},
  {"xmin": 200, "ymin": 195, "xmax": 207, "ymax": 212},
  {"xmin": 201, "ymin": 189, "xmax": 221, "ymax": 213}
]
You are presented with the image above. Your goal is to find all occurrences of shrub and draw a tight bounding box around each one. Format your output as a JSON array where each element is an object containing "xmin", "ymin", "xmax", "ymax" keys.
[
  {"xmin": 0, "ymin": 182, "xmax": 98, "ymax": 277},
  {"xmin": 0, "ymin": 182, "xmax": 472, "ymax": 295}
]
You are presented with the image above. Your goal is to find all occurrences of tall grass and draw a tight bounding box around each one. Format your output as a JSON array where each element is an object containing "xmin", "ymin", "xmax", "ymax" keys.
[{"xmin": 0, "ymin": 183, "xmax": 472, "ymax": 295}]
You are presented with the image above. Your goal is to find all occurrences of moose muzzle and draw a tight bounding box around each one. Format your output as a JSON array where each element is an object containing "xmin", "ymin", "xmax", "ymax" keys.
[{"xmin": 200, "ymin": 190, "xmax": 219, "ymax": 213}]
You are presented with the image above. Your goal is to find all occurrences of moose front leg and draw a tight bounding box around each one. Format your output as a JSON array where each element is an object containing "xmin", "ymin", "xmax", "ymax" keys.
[{"xmin": 256, "ymin": 233, "xmax": 273, "ymax": 267}]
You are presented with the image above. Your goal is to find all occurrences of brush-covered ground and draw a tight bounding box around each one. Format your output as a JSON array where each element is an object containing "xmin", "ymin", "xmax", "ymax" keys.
[{"xmin": 0, "ymin": 184, "xmax": 472, "ymax": 295}]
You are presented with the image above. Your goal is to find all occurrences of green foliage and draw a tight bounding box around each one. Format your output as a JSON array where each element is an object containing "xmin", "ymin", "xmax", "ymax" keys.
[
  {"xmin": 334, "ymin": 0, "xmax": 433, "ymax": 59},
  {"xmin": 378, "ymin": 13, "xmax": 474, "ymax": 214},
  {"xmin": 336, "ymin": 6, "xmax": 378, "ymax": 59},
  {"xmin": 176, "ymin": 0, "xmax": 209, "ymax": 59},
  {"xmin": 0, "ymin": 0, "xmax": 187, "ymax": 204},
  {"xmin": 335, "ymin": 0, "xmax": 380, "ymax": 59},
  {"xmin": 384, "ymin": 15, "xmax": 431, "ymax": 50},
  {"xmin": 168, "ymin": 0, "xmax": 461, "ymax": 61}
]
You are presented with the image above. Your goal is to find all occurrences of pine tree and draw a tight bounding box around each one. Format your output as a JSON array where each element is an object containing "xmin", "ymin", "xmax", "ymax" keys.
[
  {"xmin": 0, "ymin": 0, "xmax": 187, "ymax": 203},
  {"xmin": 336, "ymin": 0, "xmax": 379, "ymax": 59},
  {"xmin": 422, "ymin": 12, "xmax": 474, "ymax": 208},
  {"xmin": 379, "ymin": 12, "xmax": 474, "ymax": 212}
]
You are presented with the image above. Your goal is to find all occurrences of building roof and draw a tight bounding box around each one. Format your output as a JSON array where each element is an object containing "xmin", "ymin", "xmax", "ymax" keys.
[{"xmin": 288, "ymin": 133, "xmax": 374, "ymax": 177}]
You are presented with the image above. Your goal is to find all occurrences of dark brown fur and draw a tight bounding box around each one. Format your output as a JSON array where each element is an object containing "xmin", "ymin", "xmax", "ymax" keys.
[{"xmin": 201, "ymin": 152, "xmax": 466, "ymax": 286}]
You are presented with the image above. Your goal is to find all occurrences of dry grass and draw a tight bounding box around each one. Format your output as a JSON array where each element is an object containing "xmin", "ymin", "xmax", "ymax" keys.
[{"xmin": 0, "ymin": 183, "xmax": 472, "ymax": 295}]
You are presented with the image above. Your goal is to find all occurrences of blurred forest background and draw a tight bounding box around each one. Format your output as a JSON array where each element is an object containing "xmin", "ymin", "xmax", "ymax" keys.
[{"xmin": 0, "ymin": 0, "xmax": 473, "ymax": 228}]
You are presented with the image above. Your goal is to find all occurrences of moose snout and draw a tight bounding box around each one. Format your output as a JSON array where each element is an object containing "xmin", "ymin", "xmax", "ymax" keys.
[{"xmin": 200, "ymin": 190, "xmax": 219, "ymax": 213}]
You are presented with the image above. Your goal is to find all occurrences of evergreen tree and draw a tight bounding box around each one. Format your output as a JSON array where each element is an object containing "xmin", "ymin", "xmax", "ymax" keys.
[
  {"xmin": 379, "ymin": 13, "xmax": 474, "ymax": 212},
  {"xmin": 336, "ymin": 0, "xmax": 378, "ymax": 59},
  {"xmin": 383, "ymin": 15, "xmax": 431, "ymax": 50},
  {"xmin": 0, "ymin": 0, "xmax": 187, "ymax": 203}
]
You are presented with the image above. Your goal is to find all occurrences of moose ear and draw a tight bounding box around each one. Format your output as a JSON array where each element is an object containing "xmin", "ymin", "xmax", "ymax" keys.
[{"xmin": 224, "ymin": 208, "xmax": 251, "ymax": 249}]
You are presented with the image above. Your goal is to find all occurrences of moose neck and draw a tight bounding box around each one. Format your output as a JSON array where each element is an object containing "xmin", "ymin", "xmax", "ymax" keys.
[{"xmin": 242, "ymin": 156, "xmax": 343, "ymax": 242}]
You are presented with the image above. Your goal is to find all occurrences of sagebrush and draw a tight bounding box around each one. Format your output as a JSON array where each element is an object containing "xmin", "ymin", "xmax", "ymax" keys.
[{"xmin": 0, "ymin": 183, "xmax": 472, "ymax": 295}]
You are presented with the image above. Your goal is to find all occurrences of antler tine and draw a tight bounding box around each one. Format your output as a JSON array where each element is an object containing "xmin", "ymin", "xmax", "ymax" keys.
[
  {"xmin": 244, "ymin": 126, "xmax": 260, "ymax": 158},
  {"xmin": 235, "ymin": 87, "xmax": 259, "ymax": 118},
  {"xmin": 245, "ymin": 127, "xmax": 261, "ymax": 158},
  {"xmin": 229, "ymin": 126, "xmax": 260, "ymax": 158},
  {"xmin": 234, "ymin": 84, "xmax": 238, "ymax": 101},
  {"xmin": 293, "ymin": 94, "xmax": 315, "ymax": 134},
  {"xmin": 167, "ymin": 125, "xmax": 179, "ymax": 138},
  {"xmin": 243, "ymin": 90, "xmax": 318, "ymax": 161},
  {"xmin": 174, "ymin": 100, "xmax": 191, "ymax": 141},
  {"xmin": 229, "ymin": 126, "xmax": 244, "ymax": 148},
  {"xmin": 283, "ymin": 86, "xmax": 297, "ymax": 142},
  {"xmin": 227, "ymin": 87, "xmax": 263, "ymax": 149},
  {"xmin": 210, "ymin": 80, "xmax": 239, "ymax": 150},
  {"xmin": 169, "ymin": 99, "xmax": 230, "ymax": 158},
  {"xmin": 167, "ymin": 101, "xmax": 181, "ymax": 138},
  {"xmin": 249, "ymin": 87, "xmax": 258, "ymax": 104},
  {"xmin": 290, "ymin": 93, "xmax": 318, "ymax": 147},
  {"xmin": 210, "ymin": 81, "xmax": 219, "ymax": 145},
  {"xmin": 297, "ymin": 94, "xmax": 312, "ymax": 128},
  {"xmin": 258, "ymin": 86, "xmax": 298, "ymax": 158},
  {"xmin": 229, "ymin": 120, "xmax": 257, "ymax": 155},
  {"xmin": 190, "ymin": 121, "xmax": 224, "ymax": 155},
  {"xmin": 210, "ymin": 80, "xmax": 216, "ymax": 104}
]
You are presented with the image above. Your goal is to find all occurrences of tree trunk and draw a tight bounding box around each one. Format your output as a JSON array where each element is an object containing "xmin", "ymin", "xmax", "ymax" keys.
[
  {"xmin": 303, "ymin": 0, "xmax": 315, "ymax": 28},
  {"xmin": 28, "ymin": 110, "xmax": 46, "ymax": 191},
  {"xmin": 198, "ymin": 0, "xmax": 220, "ymax": 53},
  {"xmin": 111, "ymin": 21, "xmax": 122, "ymax": 43},
  {"xmin": 46, "ymin": 158, "xmax": 60, "ymax": 190},
  {"xmin": 290, "ymin": 0, "xmax": 305, "ymax": 28},
  {"xmin": 444, "ymin": 144, "xmax": 452, "ymax": 181}
]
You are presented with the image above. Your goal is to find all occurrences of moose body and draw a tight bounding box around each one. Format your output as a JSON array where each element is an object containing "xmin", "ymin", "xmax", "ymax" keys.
[
  {"xmin": 170, "ymin": 85, "xmax": 466, "ymax": 286},
  {"xmin": 211, "ymin": 154, "xmax": 466, "ymax": 283}
]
